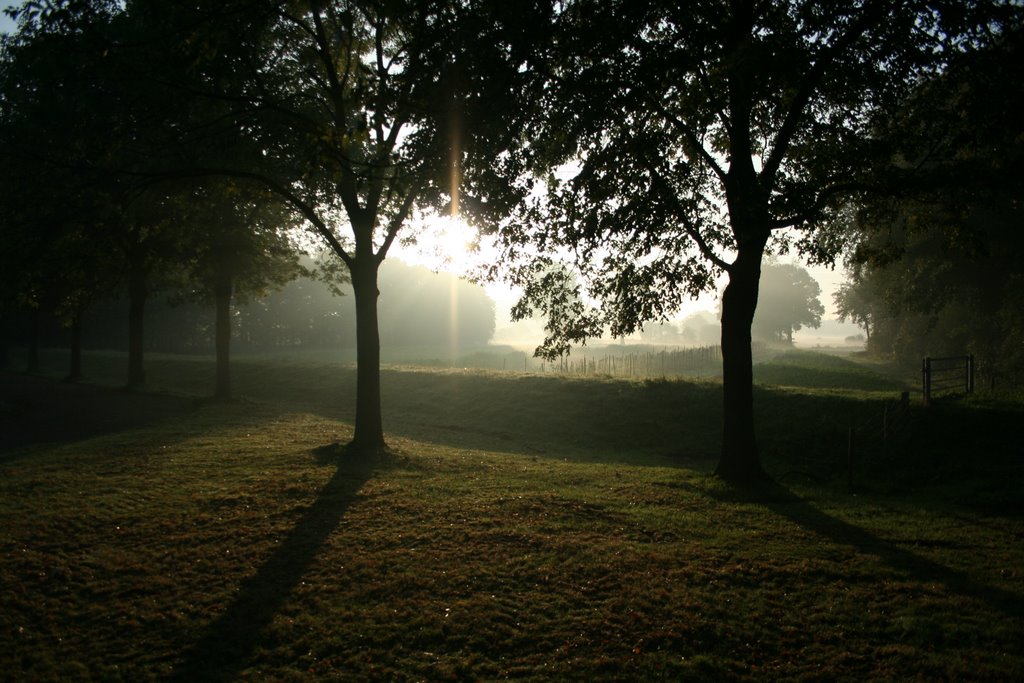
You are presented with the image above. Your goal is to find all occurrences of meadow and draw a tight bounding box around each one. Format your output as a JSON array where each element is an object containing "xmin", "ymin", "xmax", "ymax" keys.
[{"xmin": 1, "ymin": 348, "xmax": 1021, "ymax": 681}]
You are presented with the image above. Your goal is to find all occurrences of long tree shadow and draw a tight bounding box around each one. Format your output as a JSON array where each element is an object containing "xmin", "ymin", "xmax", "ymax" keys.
[
  {"xmin": 759, "ymin": 484, "xmax": 1024, "ymax": 621},
  {"xmin": 171, "ymin": 445, "xmax": 384, "ymax": 682}
]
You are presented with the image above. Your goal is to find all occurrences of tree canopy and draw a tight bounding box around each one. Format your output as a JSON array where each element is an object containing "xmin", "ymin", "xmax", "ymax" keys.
[{"xmin": 835, "ymin": 23, "xmax": 1024, "ymax": 385}]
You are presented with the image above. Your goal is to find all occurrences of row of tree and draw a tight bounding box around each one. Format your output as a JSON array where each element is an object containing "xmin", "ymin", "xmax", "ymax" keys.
[
  {"xmin": 2, "ymin": 1, "xmax": 1020, "ymax": 482},
  {"xmin": 8, "ymin": 257, "xmax": 496, "ymax": 355}
]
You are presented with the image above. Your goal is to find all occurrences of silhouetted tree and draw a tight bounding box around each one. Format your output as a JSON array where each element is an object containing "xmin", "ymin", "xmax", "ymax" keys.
[
  {"xmin": 500, "ymin": 0, "xmax": 1020, "ymax": 482},
  {"xmin": 141, "ymin": 0, "xmax": 550, "ymax": 452},
  {"xmin": 0, "ymin": 2, "xmax": 127, "ymax": 378},
  {"xmin": 175, "ymin": 181, "xmax": 303, "ymax": 398},
  {"xmin": 0, "ymin": 0, "xmax": 198, "ymax": 387}
]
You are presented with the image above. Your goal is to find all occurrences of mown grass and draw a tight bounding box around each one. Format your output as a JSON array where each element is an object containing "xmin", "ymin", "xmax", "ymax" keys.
[
  {"xmin": 753, "ymin": 350, "xmax": 910, "ymax": 392},
  {"xmin": 1, "ymin": 349, "xmax": 1022, "ymax": 680}
]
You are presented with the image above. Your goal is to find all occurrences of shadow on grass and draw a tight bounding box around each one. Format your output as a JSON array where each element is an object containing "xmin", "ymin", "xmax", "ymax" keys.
[
  {"xmin": 761, "ymin": 484, "xmax": 1024, "ymax": 621},
  {"xmin": 0, "ymin": 371, "xmax": 198, "ymax": 459},
  {"xmin": 171, "ymin": 444, "xmax": 385, "ymax": 682}
]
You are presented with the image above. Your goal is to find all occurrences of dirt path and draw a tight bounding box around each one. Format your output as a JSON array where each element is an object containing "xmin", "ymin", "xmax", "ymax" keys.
[{"xmin": 0, "ymin": 371, "xmax": 198, "ymax": 454}]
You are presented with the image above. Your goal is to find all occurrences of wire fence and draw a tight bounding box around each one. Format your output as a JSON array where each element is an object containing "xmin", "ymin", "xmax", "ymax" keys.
[
  {"xmin": 778, "ymin": 391, "xmax": 915, "ymax": 487},
  {"xmin": 531, "ymin": 344, "xmax": 784, "ymax": 379},
  {"xmin": 537, "ymin": 345, "xmax": 724, "ymax": 379}
]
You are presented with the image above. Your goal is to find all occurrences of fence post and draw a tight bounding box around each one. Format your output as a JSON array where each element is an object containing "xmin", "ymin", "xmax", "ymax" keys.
[
  {"xmin": 847, "ymin": 426, "xmax": 854, "ymax": 490},
  {"xmin": 967, "ymin": 354, "xmax": 975, "ymax": 394}
]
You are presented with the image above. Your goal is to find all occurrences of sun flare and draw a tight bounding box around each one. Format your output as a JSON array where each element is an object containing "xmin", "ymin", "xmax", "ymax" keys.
[{"xmin": 399, "ymin": 214, "xmax": 483, "ymax": 277}]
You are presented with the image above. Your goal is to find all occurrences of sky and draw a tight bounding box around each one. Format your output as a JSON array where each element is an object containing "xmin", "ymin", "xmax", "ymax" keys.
[
  {"xmin": 0, "ymin": 1, "xmax": 15, "ymax": 35},
  {"xmin": 393, "ymin": 214, "xmax": 858, "ymax": 347}
]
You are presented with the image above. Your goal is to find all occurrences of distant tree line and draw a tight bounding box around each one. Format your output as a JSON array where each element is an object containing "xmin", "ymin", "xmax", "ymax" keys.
[
  {"xmin": 3, "ymin": 257, "xmax": 495, "ymax": 356},
  {"xmin": 637, "ymin": 262, "xmax": 825, "ymax": 347}
]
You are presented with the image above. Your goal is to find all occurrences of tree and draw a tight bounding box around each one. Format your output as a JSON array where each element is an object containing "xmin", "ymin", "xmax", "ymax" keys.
[
  {"xmin": 140, "ymin": 0, "xmax": 549, "ymax": 452},
  {"xmin": 751, "ymin": 262, "xmax": 823, "ymax": 345},
  {"xmin": 0, "ymin": 2, "xmax": 127, "ymax": 378},
  {"xmin": 500, "ymin": 0, "xmax": 1020, "ymax": 482},
  {"xmin": 0, "ymin": 0, "xmax": 197, "ymax": 388},
  {"xmin": 833, "ymin": 278, "xmax": 876, "ymax": 343},
  {"xmin": 176, "ymin": 180, "xmax": 303, "ymax": 398},
  {"xmin": 836, "ymin": 23, "xmax": 1024, "ymax": 384},
  {"xmin": 232, "ymin": 257, "xmax": 497, "ymax": 350},
  {"xmin": 679, "ymin": 311, "xmax": 721, "ymax": 347}
]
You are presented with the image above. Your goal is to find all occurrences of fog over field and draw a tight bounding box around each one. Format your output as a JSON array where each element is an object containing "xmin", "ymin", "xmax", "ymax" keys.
[{"xmin": 394, "ymin": 227, "xmax": 859, "ymax": 350}]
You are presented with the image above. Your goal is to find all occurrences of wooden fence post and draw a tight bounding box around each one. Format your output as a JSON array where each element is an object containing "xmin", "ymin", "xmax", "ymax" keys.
[{"xmin": 847, "ymin": 426, "xmax": 854, "ymax": 490}]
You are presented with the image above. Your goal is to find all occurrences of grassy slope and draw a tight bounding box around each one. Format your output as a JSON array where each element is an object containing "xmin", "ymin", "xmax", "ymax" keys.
[{"xmin": 1, "ymin": 350, "xmax": 1022, "ymax": 681}]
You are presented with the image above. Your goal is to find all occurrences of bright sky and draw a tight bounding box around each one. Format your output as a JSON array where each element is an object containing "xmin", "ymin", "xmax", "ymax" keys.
[
  {"xmin": 0, "ymin": 1, "xmax": 16, "ymax": 34},
  {"xmin": 391, "ymin": 215, "xmax": 522, "ymax": 313},
  {"xmin": 394, "ymin": 213, "xmax": 852, "ymax": 346}
]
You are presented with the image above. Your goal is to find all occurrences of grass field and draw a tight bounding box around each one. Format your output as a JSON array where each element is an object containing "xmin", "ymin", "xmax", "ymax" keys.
[{"xmin": 1, "ymin": 349, "xmax": 1022, "ymax": 680}]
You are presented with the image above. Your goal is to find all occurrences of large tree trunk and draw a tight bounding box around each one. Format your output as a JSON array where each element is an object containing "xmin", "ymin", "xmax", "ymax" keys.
[
  {"xmin": 213, "ymin": 267, "xmax": 233, "ymax": 399},
  {"xmin": 716, "ymin": 242, "xmax": 769, "ymax": 484},
  {"xmin": 349, "ymin": 257, "xmax": 386, "ymax": 453},
  {"xmin": 127, "ymin": 259, "xmax": 147, "ymax": 389},
  {"xmin": 67, "ymin": 308, "xmax": 83, "ymax": 382}
]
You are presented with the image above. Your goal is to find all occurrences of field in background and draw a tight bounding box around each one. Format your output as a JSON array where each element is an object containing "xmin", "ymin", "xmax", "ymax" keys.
[{"xmin": 1, "ymin": 349, "xmax": 1021, "ymax": 680}]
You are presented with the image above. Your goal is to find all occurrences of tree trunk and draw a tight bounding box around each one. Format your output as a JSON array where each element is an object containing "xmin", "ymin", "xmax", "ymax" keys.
[
  {"xmin": 127, "ymin": 260, "xmax": 147, "ymax": 389},
  {"xmin": 67, "ymin": 308, "xmax": 83, "ymax": 382},
  {"xmin": 350, "ymin": 257, "xmax": 386, "ymax": 453},
  {"xmin": 214, "ymin": 267, "xmax": 233, "ymax": 399},
  {"xmin": 717, "ymin": 244, "xmax": 768, "ymax": 484}
]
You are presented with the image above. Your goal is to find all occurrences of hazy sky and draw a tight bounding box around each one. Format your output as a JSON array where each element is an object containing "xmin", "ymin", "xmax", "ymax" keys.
[{"xmin": 0, "ymin": 1, "xmax": 15, "ymax": 34}]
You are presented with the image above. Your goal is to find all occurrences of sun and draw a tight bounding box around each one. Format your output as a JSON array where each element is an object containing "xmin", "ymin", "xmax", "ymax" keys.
[{"xmin": 395, "ymin": 213, "xmax": 486, "ymax": 278}]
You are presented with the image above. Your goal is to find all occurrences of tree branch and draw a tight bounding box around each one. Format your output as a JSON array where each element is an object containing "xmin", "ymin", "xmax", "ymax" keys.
[
  {"xmin": 140, "ymin": 165, "xmax": 354, "ymax": 268},
  {"xmin": 768, "ymin": 180, "xmax": 862, "ymax": 230},
  {"xmin": 760, "ymin": 0, "xmax": 888, "ymax": 186},
  {"xmin": 375, "ymin": 178, "xmax": 424, "ymax": 264},
  {"xmin": 650, "ymin": 97, "xmax": 728, "ymax": 184},
  {"xmin": 643, "ymin": 159, "xmax": 732, "ymax": 271}
]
